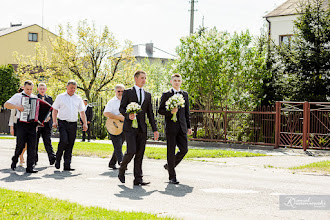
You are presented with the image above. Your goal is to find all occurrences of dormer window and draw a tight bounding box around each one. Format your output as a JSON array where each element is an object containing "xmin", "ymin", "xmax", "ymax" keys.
[{"xmin": 28, "ymin": 33, "xmax": 38, "ymax": 42}]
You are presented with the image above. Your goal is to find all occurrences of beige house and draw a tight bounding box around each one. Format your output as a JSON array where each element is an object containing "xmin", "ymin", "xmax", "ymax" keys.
[
  {"xmin": 265, "ymin": 0, "xmax": 329, "ymax": 45},
  {"xmin": 0, "ymin": 23, "xmax": 57, "ymax": 66}
]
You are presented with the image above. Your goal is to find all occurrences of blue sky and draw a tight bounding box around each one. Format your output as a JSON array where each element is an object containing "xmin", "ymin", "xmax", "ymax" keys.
[{"xmin": 2, "ymin": 0, "xmax": 287, "ymax": 54}]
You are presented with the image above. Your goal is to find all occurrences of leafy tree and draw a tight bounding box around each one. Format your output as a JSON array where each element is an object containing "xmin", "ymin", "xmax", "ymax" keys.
[
  {"xmin": 0, "ymin": 65, "xmax": 20, "ymax": 107},
  {"xmin": 278, "ymin": 0, "xmax": 330, "ymax": 101},
  {"xmin": 173, "ymin": 27, "xmax": 270, "ymax": 111},
  {"xmin": 15, "ymin": 20, "xmax": 135, "ymax": 101}
]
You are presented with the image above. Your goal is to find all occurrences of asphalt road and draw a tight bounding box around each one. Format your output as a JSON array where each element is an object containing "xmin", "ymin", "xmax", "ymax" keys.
[{"xmin": 0, "ymin": 139, "xmax": 329, "ymax": 219}]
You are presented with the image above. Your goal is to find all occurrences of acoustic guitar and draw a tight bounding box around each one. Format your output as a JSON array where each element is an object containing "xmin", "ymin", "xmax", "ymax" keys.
[{"xmin": 106, "ymin": 118, "xmax": 124, "ymax": 135}]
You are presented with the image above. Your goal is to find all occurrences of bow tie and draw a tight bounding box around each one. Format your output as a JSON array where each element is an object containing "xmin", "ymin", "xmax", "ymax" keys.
[{"xmin": 174, "ymin": 91, "xmax": 182, "ymax": 94}]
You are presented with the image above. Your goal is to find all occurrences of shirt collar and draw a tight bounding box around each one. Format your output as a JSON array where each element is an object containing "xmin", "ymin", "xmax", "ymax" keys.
[
  {"xmin": 134, "ymin": 85, "xmax": 143, "ymax": 91},
  {"xmin": 172, "ymin": 88, "xmax": 181, "ymax": 93}
]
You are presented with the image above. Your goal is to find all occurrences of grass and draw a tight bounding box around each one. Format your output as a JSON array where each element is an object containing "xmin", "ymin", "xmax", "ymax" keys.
[
  {"xmin": 38, "ymin": 142, "xmax": 266, "ymax": 159},
  {"xmin": 289, "ymin": 160, "xmax": 330, "ymax": 174},
  {"xmin": 0, "ymin": 188, "xmax": 172, "ymax": 220},
  {"xmin": 0, "ymin": 136, "xmax": 15, "ymax": 139}
]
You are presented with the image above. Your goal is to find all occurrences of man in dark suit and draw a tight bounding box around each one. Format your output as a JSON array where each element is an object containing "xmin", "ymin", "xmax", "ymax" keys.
[
  {"xmin": 35, "ymin": 83, "xmax": 56, "ymax": 166},
  {"xmin": 118, "ymin": 70, "xmax": 159, "ymax": 186},
  {"xmin": 158, "ymin": 73, "xmax": 192, "ymax": 184},
  {"xmin": 81, "ymin": 99, "xmax": 93, "ymax": 142}
]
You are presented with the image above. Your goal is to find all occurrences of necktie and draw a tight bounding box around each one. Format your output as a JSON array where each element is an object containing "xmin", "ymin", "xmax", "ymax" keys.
[{"xmin": 139, "ymin": 88, "xmax": 142, "ymax": 105}]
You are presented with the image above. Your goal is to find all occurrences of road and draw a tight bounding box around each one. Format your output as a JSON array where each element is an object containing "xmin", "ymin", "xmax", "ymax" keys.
[{"xmin": 0, "ymin": 139, "xmax": 329, "ymax": 219}]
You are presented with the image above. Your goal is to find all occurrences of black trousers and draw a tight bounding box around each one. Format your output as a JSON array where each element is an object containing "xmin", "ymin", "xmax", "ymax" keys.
[
  {"xmin": 119, "ymin": 130, "xmax": 146, "ymax": 182},
  {"xmin": 36, "ymin": 123, "xmax": 56, "ymax": 163},
  {"xmin": 82, "ymin": 124, "xmax": 91, "ymax": 141},
  {"xmin": 109, "ymin": 132, "xmax": 125, "ymax": 166},
  {"xmin": 166, "ymin": 128, "xmax": 188, "ymax": 180},
  {"xmin": 12, "ymin": 121, "xmax": 37, "ymax": 170},
  {"xmin": 56, "ymin": 120, "xmax": 77, "ymax": 168}
]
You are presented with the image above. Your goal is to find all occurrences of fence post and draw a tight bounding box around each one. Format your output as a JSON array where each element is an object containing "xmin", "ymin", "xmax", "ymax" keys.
[
  {"xmin": 275, "ymin": 101, "xmax": 281, "ymax": 148},
  {"xmin": 224, "ymin": 105, "xmax": 227, "ymax": 142},
  {"xmin": 302, "ymin": 101, "xmax": 310, "ymax": 151}
]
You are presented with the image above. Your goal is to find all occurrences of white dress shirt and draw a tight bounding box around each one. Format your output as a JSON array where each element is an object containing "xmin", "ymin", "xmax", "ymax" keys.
[
  {"xmin": 6, "ymin": 92, "xmax": 37, "ymax": 119},
  {"xmin": 134, "ymin": 85, "xmax": 145, "ymax": 105},
  {"xmin": 52, "ymin": 92, "xmax": 86, "ymax": 122},
  {"xmin": 104, "ymin": 96, "xmax": 121, "ymax": 115}
]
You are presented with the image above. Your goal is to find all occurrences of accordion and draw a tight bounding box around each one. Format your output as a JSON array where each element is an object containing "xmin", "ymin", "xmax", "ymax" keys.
[{"xmin": 20, "ymin": 96, "xmax": 53, "ymax": 126}]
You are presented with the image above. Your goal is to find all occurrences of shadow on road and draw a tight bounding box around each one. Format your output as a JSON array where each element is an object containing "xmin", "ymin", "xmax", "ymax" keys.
[
  {"xmin": 0, "ymin": 168, "xmax": 41, "ymax": 182},
  {"xmin": 42, "ymin": 171, "xmax": 81, "ymax": 180},
  {"xmin": 114, "ymin": 185, "xmax": 157, "ymax": 200},
  {"xmin": 159, "ymin": 183, "xmax": 194, "ymax": 197}
]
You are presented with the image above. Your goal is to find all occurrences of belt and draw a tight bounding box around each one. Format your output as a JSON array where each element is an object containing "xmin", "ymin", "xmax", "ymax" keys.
[{"xmin": 58, "ymin": 119, "xmax": 77, "ymax": 124}]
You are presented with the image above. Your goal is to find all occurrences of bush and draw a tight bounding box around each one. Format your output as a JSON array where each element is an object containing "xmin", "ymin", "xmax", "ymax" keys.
[{"xmin": 0, "ymin": 65, "xmax": 20, "ymax": 107}]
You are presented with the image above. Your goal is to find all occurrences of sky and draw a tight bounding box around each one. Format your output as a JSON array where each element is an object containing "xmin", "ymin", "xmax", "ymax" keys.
[{"xmin": 1, "ymin": 0, "xmax": 287, "ymax": 54}]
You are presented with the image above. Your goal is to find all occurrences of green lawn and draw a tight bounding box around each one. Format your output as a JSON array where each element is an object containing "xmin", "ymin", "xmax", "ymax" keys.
[
  {"xmin": 0, "ymin": 188, "xmax": 172, "ymax": 220},
  {"xmin": 289, "ymin": 160, "xmax": 330, "ymax": 174},
  {"xmin": 38, "ymin": 142, "xmax": 266, "ymax": 159},
  {"xmin": 0, "ymin": 136, "xmax": 15, "ymax": 139}
]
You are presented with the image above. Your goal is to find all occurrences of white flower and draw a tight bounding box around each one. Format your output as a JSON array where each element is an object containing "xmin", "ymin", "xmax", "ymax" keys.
[{"xmin": 166, "ymin": 94, "xmax": 185, "ymax": 111}]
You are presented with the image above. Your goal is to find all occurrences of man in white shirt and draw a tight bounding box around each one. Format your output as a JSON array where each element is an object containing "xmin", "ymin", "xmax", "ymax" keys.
[
  {"xmin": 4, "ymin": 80, "xmax": 39, "ymax": 173},
  {"xmin": 52, "ymin": 80, "xmax": 88, "ymax": 171},
  {"xmin": 103, "ymin": 84, "xmax": 125, "ymax": 169}
]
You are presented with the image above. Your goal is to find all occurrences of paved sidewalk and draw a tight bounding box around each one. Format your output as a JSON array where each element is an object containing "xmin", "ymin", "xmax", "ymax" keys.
[{"xmin": 0, "ymin": 138, "xmax": 329, "ymax": 219}]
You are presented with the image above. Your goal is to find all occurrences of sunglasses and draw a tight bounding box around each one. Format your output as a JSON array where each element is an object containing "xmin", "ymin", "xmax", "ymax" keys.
[{"xmin": 116, "ymin": 91, "xmax": 124, "ymax": 93}]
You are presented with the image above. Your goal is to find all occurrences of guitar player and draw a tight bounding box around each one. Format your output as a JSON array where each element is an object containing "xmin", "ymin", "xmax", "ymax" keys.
[{"xmin": 103, "ymin": 84, "xmax": 125, "ymax": 169}]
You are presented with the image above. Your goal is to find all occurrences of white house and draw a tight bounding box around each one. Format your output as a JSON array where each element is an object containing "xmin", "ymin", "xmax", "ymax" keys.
[{"xmin": 265, "ymin": 0, "xmax": 329, "ymax": 45}]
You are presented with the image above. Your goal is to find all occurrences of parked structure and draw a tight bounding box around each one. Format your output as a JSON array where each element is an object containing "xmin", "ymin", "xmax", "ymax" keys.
[
  {"xmin": 0, "ymin": 23, "xmax": 57, "ymax": 66},
  {"xmin": 265, "ymin": 0, "xmax": 329, "ymax": 45}
]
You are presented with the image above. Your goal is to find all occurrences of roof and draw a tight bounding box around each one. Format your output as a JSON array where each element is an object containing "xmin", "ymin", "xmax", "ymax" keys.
[
  {"xmin": 265, "ymin": 0, "xmax": 329, "ymax": 18},
  {"xmin": 114, "ymin": 43, "xmax": 175, "ymax": 60},
  {"xmin": 0, "ymin": 24, "xmax": 57, "ymax": 37}
]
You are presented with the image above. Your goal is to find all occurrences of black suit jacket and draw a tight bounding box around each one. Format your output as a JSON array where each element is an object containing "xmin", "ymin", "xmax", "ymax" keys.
[
  {"xmin": 158, "ymin": 89, "xmax": 191, "ymax": 134},
  {"xmin": 85, "ymin": 105, "xmax": 93, "ymax": 122},
  {"xmin": 37, "ymin": 94, "xmax": 53, "ymax": 128},
  {"xmin": 119, "ymin": 87, "xmax": 157, "ymax": 133}
]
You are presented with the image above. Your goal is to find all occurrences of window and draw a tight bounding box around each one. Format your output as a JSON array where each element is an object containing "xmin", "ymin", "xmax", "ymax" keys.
[
  {"xmin": 28, "ymin": 33, "xmax": 38, "ymax": 42},
  {"xmin": 279, "ymin": 35, "xmax": 293, "ymax": 45}
]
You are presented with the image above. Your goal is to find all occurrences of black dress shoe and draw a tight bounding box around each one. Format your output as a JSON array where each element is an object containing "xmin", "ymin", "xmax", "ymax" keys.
[
  {"xmin": 109, "ymin": 164, "xmax": 117, "ymax": 169},
  {"xmin": 169, "ymin": 178, "xmax": 179, "ymax": 184},
  {"xmin": 50, "ymin": 158, "xmax": 56, "ymax": 165},
  {"xmin": 118, "ymin": 173, "xmax": 125, "ymax": 183},
  {"xmin": 64, "ymin": 167, "xmax": 75, "ymax": 171},
  {"xmin": 11, "ymin": 161, "xmax": 17, "ymax": 171},
  {"xmin": 133, "ymin": 180, "xmax": 150, "ymax": 186},
  {"xmin": 55, "ymin": 161, "xmax": 60, "ymax": 169},
  {"xmin": 26, "ymin": 169, "xmax": 38, "ymax": 173},
  {"xmin": 164, "ymin": 164, "xmax": 168, "ymax": 170}
]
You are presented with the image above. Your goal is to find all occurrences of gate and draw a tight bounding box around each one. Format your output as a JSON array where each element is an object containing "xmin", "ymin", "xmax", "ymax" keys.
[{"xmin": 275, "ymin": 101, "xmax": 330, "ymax": 150}]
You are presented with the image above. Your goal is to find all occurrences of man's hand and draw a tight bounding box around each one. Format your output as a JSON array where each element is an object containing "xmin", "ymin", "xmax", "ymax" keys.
[
  {"xmin": 83, "ymin": 123, "xmax": 88, "ymax": 131},
  {"xmin": 87, "ymin": 121, "xmax": 90, "ymax": 124},
  {"xmin": 17, "ymin": 105, "xmax": 24, "ymax": 112},
  {"xmin": 187, "ymin": 128, "xmax": 192, "ymax": 135},
  {"xmin": 171, "ymin": 108, "xmax": 178, "ymax": 114},
  {"xmin": 10, "ymin": 126, "xmax": 14, "ymax": 136},
  {"xmin": 52, "ymin": 121, "xmax": 58, "ymax": 128},
  {"xmin": 45, "ymin": 116, "xmax": 51, "ymax": 123},
  {"xmin": 154, "ymin": 131, "xmax": 159, "ymax": 141},
  {"xmin": 129, "ymin": 113, "xmax": 136, "ymax": 120},
  {"xmin": 119, "ymin": 115, "xmax": 125, "ymax": 121}
]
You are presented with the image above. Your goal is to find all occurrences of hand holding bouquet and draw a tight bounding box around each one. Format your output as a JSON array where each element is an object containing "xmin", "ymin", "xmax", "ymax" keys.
[
  {"xmin": 165, "ymin": 94, "xmax": 185, "ymax": 122},
  {"xmin": 126, "ymin": 102, "xmax": 142, "ymax": 128}
]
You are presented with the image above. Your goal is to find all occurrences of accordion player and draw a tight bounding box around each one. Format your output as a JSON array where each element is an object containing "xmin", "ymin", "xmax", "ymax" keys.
[{"xmin": 20, "ymin": 96, "xmax": 53, "ymax": 126}]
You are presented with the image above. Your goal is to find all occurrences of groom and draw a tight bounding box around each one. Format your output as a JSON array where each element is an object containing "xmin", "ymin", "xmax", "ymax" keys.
[
  {"xmin": 158, "ymin": 73, "xmax": 191, "ymax": 184},
  {"xmin": 118, "ymin": 70, "xmax": 159, "ymax": 185}
]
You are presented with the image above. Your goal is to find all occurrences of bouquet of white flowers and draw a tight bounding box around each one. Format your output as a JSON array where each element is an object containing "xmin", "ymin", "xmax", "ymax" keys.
[
  {"xmin": 165, "ymin": 94, "xmax": 185, "ymax": 122},
  {"xmin": 126, "ymin": 102, "xmax": 142, "ymax": 128}
]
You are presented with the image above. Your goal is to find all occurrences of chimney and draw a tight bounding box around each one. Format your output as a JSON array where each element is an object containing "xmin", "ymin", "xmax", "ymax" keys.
[
  {"xmin": 146, "ymin": 43, "xmax": 153, "ymax": 55},
  {"xmin": 10, "ymin": 22, "xmax": 22, "ymax": 27}
]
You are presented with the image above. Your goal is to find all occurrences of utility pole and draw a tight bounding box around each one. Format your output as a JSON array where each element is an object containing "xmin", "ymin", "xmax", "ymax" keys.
[{"xmin": 189, "ymin": 0, "xmax": 197, "ymax": 34}]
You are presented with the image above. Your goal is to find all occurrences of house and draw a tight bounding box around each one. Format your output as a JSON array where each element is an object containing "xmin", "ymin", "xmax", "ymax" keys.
[
  {"xmin": 265, "ymin": 0, "xmax": 329, "ymax": 45},
  {"xmin": 0, "ymin": 23, "xmax": 57, "ymax": 66},
  {"xmin": 114, "ymin": 43, "xmax": 175, "ymax": 64}
]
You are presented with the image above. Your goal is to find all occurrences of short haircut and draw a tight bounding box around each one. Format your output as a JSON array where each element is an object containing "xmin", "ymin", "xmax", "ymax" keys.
[
  {"xmin": 24, "ymin": 80, "xmax": 34, "ymax": 86},
  {"xmin": 38, "ymin": 83, "xmax": 47, "ymax": 88},
  {"xmin": 67, "ymin": 80, "xmax": 77, "ymax": 86},
  {"xmin": 171, "ymin": 73, "xmax": 182, "ymax": 79},
  {"xmin": 115, "ymin": 84, "xmax": 125, "ymax": 90},
  {"xmin": 134, "ymin": 70, "xmax": 146, "ymax": 78},
  {"xmin": 83, "ymin": 98, "xmax": 88, "ymax": 102}
]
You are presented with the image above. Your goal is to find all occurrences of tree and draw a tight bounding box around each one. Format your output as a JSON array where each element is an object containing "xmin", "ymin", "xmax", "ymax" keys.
[
  {"xmin": 173, "ymin": 28, "xmax": 270, "ymax": 111},
  {"xmin": 15, "ymin": 20, "xmax": 135, "ymax": 101},
  {"xmin": 278, "ymin": 0, "xmax": 330, "ymax": 101},
  {"xmin": 0, "ymin": 65, "xmax": 20, "ymax": 107}
]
